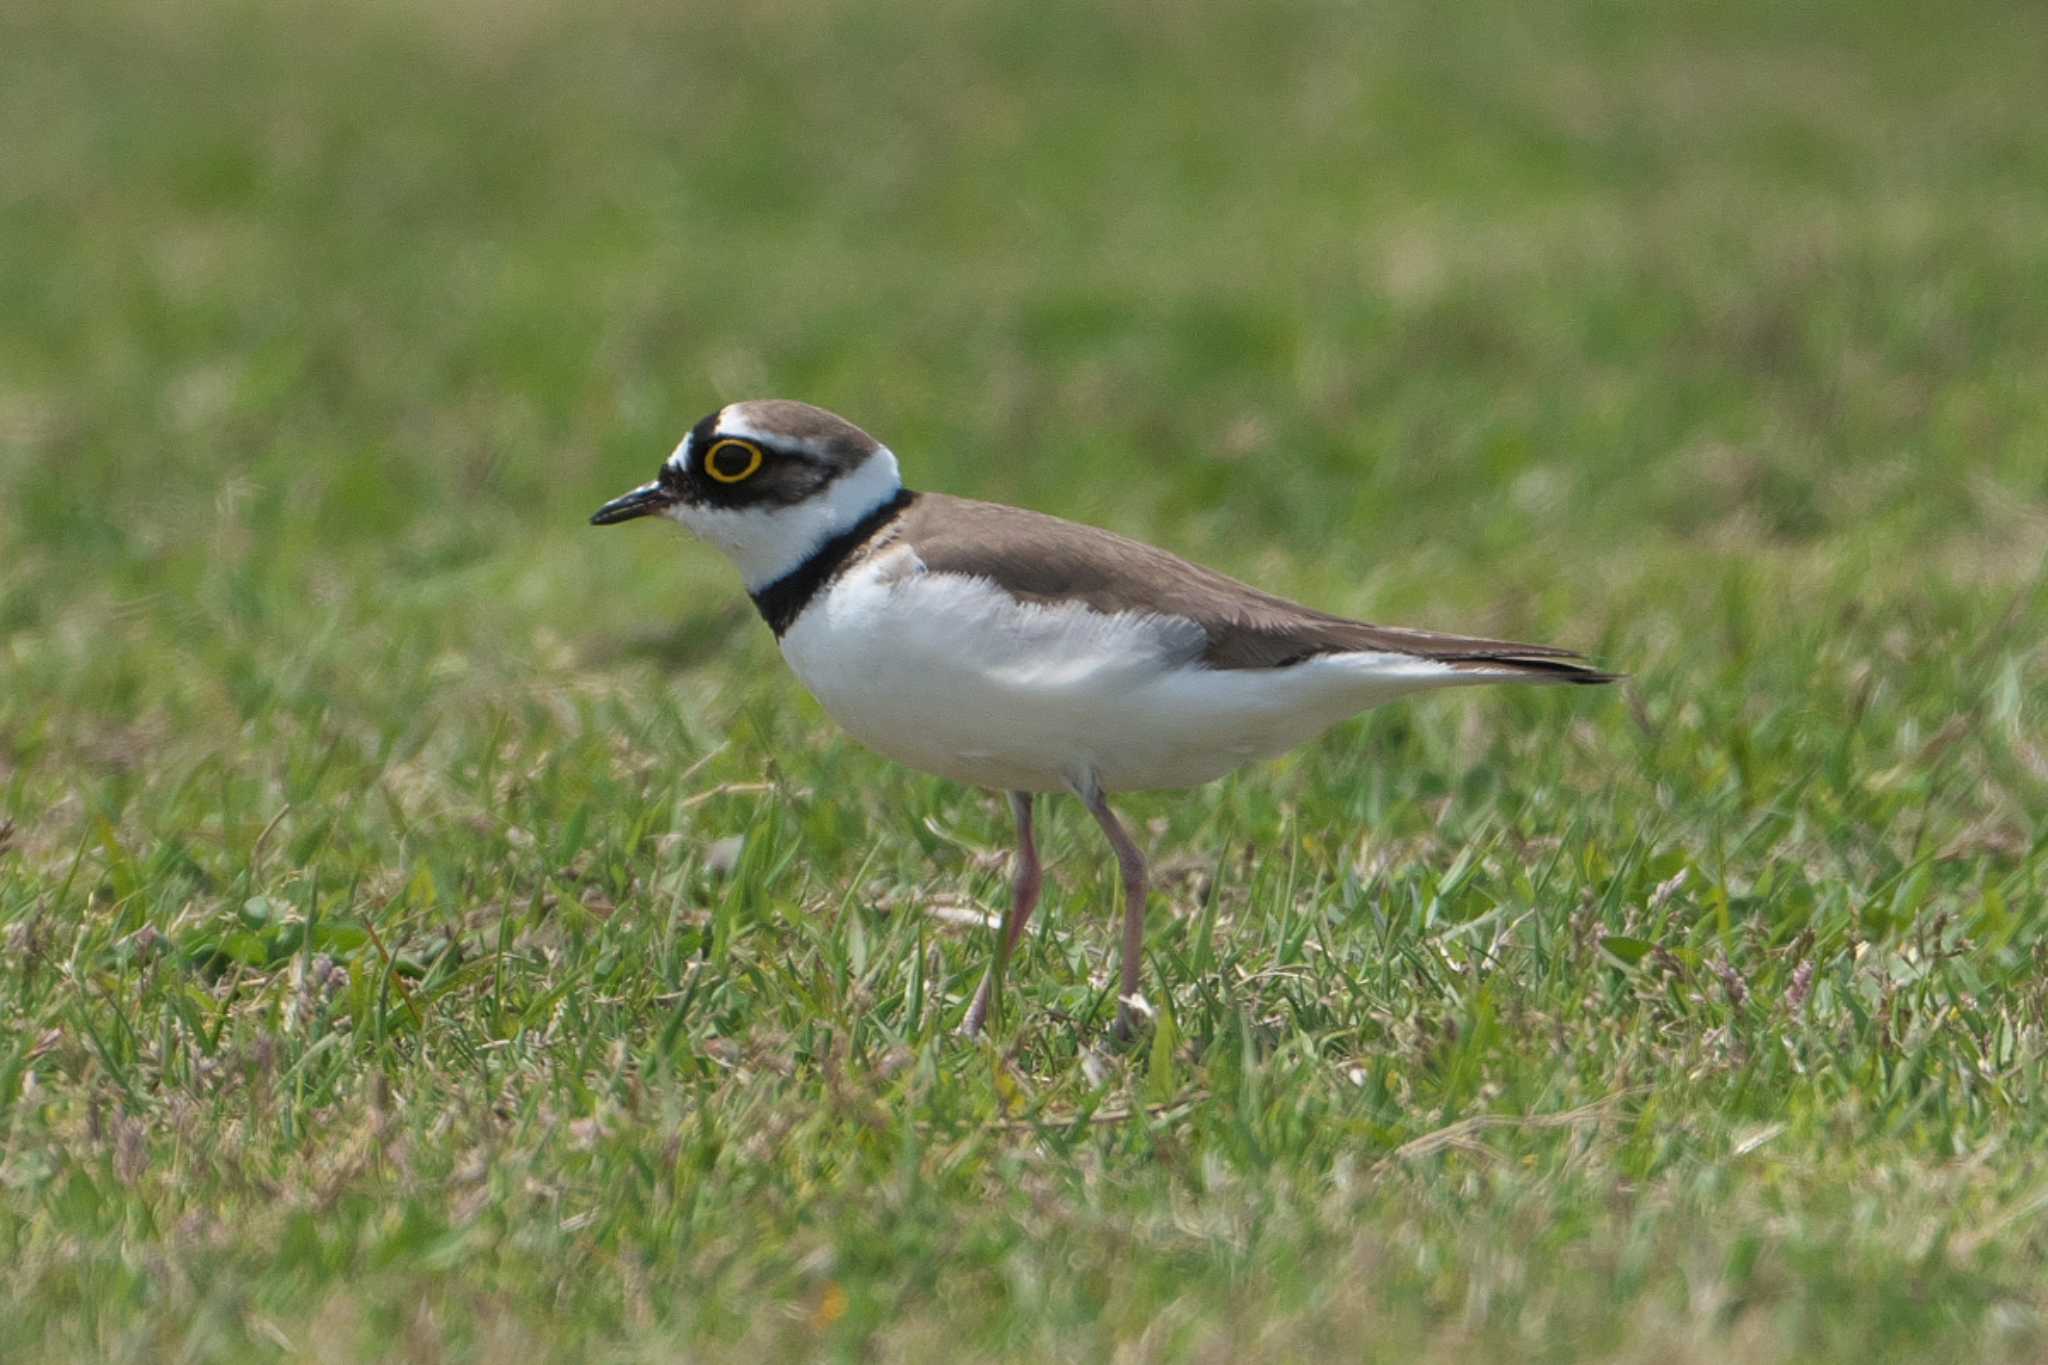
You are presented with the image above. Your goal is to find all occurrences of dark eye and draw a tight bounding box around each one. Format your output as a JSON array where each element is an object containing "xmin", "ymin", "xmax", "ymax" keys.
[{"xmin": 703, "ymin": 439, "xmax": 765, "ymax": 484}]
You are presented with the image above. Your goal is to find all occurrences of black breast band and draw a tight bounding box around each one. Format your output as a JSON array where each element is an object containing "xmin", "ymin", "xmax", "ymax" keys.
[{"xmin": 749, "ymin": 487, "xmax": 916, "ymax": 637}]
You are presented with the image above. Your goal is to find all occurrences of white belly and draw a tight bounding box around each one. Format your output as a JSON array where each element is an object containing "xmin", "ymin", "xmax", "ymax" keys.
[{"xmin": 778, "ymin": 555, "xmax": 1469, "ymax": 793}]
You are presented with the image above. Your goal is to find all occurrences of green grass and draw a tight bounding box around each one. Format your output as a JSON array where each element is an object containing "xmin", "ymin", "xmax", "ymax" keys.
[{"xmin": 4, "ymin": 0, "xmax": 2047, "ymax": 1358}]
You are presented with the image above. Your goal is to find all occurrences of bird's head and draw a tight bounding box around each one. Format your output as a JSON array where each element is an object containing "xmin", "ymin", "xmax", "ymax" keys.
[{"xmin": 591, "ymin": 400, "xmax": 904, "ymax": 588}]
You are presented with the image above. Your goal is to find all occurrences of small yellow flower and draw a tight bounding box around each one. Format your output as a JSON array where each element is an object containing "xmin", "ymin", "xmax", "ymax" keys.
[{"xmin": 810, "ymin": 1282, "xmax": 849, "ymax": 1331}]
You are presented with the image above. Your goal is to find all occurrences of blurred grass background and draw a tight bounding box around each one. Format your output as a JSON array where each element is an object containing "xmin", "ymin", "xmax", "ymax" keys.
[{"xmin": 3, "ymin": 0, "xmax": 2046, "ymax": 1360}]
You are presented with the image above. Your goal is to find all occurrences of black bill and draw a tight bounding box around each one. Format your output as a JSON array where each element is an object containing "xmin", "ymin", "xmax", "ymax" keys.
[{"xmin": 590, "ymin": 482, "xmax": 674, "ymax": 526}]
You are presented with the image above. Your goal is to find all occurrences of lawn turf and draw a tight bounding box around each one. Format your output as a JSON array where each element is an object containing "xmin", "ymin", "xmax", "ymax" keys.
[{"xmin": 3, "ymin": 0, "xmax": 2047, "ymax": 1359}]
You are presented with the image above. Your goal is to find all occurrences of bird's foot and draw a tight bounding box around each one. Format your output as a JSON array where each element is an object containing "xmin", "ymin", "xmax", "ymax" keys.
[
  {"xmin": 1110, "ymin": 992, "xmax": 1153, "ymax": 1048},
  {"xmin": 958, "ymin": 976, "xmax": 994, "ymax": 1039}
]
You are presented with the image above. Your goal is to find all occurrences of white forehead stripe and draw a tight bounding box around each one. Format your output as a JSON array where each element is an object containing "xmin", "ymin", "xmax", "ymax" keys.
[{"xmin": 664, "ymin": 431, "xmax": 694, "ymax": 472}]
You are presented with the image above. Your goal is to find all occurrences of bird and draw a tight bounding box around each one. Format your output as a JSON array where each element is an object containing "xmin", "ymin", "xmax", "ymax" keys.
[{"xmin": 592, "ymin": 400, "xmax": 1616, "ymax": 1041}]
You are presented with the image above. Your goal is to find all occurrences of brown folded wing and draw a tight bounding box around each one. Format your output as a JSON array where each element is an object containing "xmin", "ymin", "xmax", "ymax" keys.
[{"xmin": 891, "ymin": 494, "xmax": 1616, "ymax": 680}]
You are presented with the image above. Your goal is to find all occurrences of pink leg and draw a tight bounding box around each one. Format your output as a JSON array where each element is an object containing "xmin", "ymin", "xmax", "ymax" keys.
[
  {"xmin": 1079, "ymin": 784, "xmax": 1149, "ymax": 1043},
  {"xmin": 959, "ymin": 792, "xmax": 1041, "ymax": 1037}
]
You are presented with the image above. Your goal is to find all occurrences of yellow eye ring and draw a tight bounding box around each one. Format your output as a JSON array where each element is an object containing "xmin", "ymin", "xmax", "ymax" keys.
[{"xmin": 703, "ymin": 438, "xmax": 764, "ymax": 484}]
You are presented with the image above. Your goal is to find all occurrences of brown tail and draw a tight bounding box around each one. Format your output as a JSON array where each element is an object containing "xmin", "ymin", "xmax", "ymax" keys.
[{"xmin": 1443, "ymin": 653, "xmax": 1621, "ymax": 685}]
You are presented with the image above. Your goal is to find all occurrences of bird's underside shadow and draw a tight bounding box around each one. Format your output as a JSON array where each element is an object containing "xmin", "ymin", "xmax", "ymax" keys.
[{"xmin": 587, "ymin": 603, "xmax": 754, "ymax": 673}]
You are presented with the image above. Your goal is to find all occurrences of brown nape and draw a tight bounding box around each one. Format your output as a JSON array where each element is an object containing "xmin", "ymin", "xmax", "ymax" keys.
[{"xmin": 889, "ymin": 493, "xmax": 1620, "ymax": 678}]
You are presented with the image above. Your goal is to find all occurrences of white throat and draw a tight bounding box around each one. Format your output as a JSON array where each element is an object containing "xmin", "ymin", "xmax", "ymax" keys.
[{"xmin": 667, "ymin": 447, "xmax": 904, "ymax": 591}]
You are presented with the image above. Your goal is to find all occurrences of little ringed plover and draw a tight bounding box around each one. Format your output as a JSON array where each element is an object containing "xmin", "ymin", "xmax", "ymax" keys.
[{"xmin": 593, "ymin": 400, "xmax": 1616, "ymax": 1040}]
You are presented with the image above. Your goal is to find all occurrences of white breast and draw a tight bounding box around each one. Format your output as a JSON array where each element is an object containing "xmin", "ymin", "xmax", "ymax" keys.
[{"xmin": 778, "ymin": 550, "xmax": 1471, "ymax": 793}]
